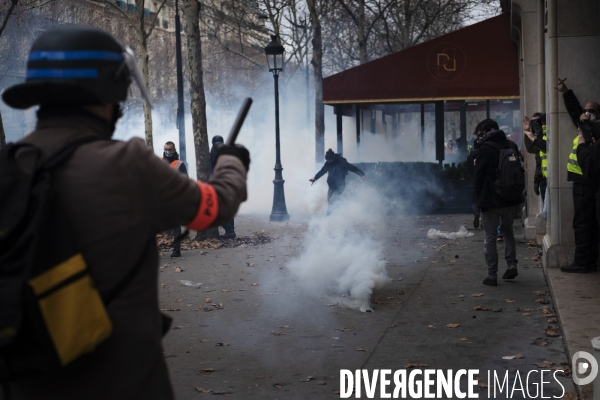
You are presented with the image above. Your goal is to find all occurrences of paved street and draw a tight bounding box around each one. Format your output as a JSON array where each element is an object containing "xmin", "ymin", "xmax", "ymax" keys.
[{"xmin": 159, "ymin": 214, "xmax": 577, "ymax": 399}]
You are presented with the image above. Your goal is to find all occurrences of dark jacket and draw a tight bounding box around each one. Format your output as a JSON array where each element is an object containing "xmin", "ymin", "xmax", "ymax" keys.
[
  {"xmin": 163, "ymin": 151, "xmax": 188, "ymax": 176},
  {"xmin": 314, "ymin": 154, "xmax": 365, "ymax": 190},
  {"xmin": 563, "ymin": 89, "xmax": 600, "ymax": 183},
  {"xmin": 473, "ymin": 130, "xmax": 523, "ymax": 209},
  {"xmin": 9, "ymin": 112, "xmax": 246, "ymax": 400},
  {"xmin": 210, "ymin": 145, "xmax": 219, "ymax": 171}
]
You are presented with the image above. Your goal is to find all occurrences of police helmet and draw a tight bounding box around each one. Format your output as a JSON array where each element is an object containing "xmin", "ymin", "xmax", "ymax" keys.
[{"xmin": 3, "ymin": 25, "xmax": 151, "ymax": 109}]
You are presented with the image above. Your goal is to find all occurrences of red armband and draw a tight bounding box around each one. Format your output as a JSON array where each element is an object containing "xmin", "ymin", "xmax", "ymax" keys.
[{"xmin": 188, "ymin": 182, "xmax": 219, "ymax": 231}]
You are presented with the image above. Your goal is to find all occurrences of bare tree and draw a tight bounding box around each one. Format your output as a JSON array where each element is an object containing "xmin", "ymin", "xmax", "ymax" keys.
[
  {"xmin": 307, "ymin": 0, "xmax": 324, "ymax": 162},
  {"xmin": 181, "ymin": 0, "xmax": 219, "ymax": 240},
  {"xmin": 94, "ymin": 0, "xmax": 168, "ymax": 149},
  {"xmin": 0, "ymin": 0, "xmax": 21, "ymax": 149}
]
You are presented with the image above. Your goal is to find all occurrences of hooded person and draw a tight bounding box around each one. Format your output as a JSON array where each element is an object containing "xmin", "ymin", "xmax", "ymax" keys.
[
  {"xmin": 162, "ymin": 141, "xmax": 187, "ymax": 257},
  {"xmin": 309, "ymin": 149, "xmax": 366, "ymax": 214},
  {"xmin": 473, "ymin": 119, "xmax": 523, "ymax": 287},
  {"xmin": 0, "ymin": 26, "xmax": 249, "ymax": 400},
  {"xmin": 210, "ymin": 135, "xmax": 235, "ymax": 238}
]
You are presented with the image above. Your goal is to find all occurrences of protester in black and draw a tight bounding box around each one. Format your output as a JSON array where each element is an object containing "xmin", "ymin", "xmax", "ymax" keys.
[
  {"xmin": 556, "ymin": 77, "xmax": 600, "ymax": 273},
  {"xmin": 163, "ymin": 141, "xmax": 188, "ymax": 257},
  {"xmin": 210, "ymin": 135, "xmax": 236, "ymax": 238},
  {"xmin": 473, "ymin": 119, "xmax": 523, "ymax": 286},
  {"xmin": 310, "ymin": 149, "xmax": 366, "ymax": 214}
]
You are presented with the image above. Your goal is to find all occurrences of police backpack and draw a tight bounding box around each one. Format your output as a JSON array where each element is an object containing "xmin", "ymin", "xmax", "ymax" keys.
[{"xmin": 0, "ymin": 137, "xmax": 143, "ymax": 386}]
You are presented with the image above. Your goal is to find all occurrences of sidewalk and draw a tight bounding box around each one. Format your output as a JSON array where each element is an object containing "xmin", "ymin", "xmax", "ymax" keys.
[
  {"xmin": 545, "ymin": 265, "xmax": 600, "ymax": 400},
  {"xmin": 159, "ymin": 213, "xmax": 580, "ymax": 399}
]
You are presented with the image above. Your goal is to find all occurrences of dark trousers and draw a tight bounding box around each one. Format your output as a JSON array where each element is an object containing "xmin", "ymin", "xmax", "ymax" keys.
[
  {"xmin": 170, "ymin": 226, "xmax": 181, "ymax": 252},
  {"xmin": 222, "ymin": 219, "xmax": 235, "ymax": 233},
  {"xmin": 572, "ymin": 182, "xmax": 599, "ymax": 267},
  {"xmin": 327, "ymin": 184, "xmax": 345, "ymax": 215},
  {"xmin": 540, "ymin": 179, "xmax": 547, "ymax": 203}
]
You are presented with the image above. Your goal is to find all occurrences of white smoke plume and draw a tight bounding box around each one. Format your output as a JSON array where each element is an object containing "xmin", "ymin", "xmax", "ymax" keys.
[{"xmin": 285, "ymin": 181, "xmax": 389, "ymax": 312}]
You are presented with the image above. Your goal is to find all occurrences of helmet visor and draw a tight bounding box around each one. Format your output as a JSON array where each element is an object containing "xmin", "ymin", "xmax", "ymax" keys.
[{"xmin": 123, "ymin": 47, "xmax": 153, "ymax": 109}]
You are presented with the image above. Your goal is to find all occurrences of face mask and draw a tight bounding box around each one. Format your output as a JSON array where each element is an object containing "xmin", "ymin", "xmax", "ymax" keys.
[
  {"xmin": 587, "ymin": 112, "xmax": 597, "ymax": 122},
  {"xmin": 164, "ymin": 150, "xmax": 175, "ymax": 157}
]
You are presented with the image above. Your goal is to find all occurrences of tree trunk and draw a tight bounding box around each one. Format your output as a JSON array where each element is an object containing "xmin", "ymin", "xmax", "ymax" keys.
[
  {"xmin": 182, "ymin": 0, "xmax": 218, "ymax": 240},
  {"xmin": 356, "ymin": 0, "xmax": 367, "ymax": 64},
  {"xmin": 308, "ymin": 0, "xmax": 325, "ymax": 164},
  {"xmin": 0, "ymin": 109, "xmax": 6, "ymax": 150},
  {"xmin": 136, "ymin": 0, "xmax": 153, "ymax": 149}
]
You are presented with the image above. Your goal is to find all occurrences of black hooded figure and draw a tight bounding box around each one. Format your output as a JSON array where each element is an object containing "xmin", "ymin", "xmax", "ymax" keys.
[
  {"xmin": 162, "ymin": 141, "xmax": 188, "ymax": 257},
  {"xmin": 210, "ymin": 135, "xmax": 236, "ymax": 238},
  {"xmin": 310, "ymin": 149, "xmax": 366, "ymax": 214}
]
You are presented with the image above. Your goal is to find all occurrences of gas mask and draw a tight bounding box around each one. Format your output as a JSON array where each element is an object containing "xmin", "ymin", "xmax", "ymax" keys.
[
  {"xmin": 164, "ymin": 150, "xmax": 175, "ymax": 158},
  {"xmin": 586, "ymin": 112, "xmax": 597, "ymax": 123}
]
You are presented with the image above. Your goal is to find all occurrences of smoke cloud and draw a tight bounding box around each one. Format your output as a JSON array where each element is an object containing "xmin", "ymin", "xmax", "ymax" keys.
[{"xmin": 285, "ymin": 182, "xmax": 390, "ymax": 312}]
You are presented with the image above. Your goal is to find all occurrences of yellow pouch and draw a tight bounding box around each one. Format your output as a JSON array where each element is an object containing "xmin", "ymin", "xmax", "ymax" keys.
[{"xmin": 28, "ymin": 253, "xmax": 112, "ymax": 366}]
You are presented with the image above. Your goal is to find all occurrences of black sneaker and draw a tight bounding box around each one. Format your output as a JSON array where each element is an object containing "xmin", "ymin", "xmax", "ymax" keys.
[
  {"xmin": 561, "ymin": 263, "xmax": 588, "ymax": 273},
  {"xmin": 502, "ymin": 268, "xmax": 519, "ymax": 279},
  {"xmin": 219, "ymin": 232, "xmax": 236, "ymax": 239},
  {"xmin": 170, "ymin": 249, "xmax": 181, "ymax": 258},
  {"xmin": 483, "ymin": 277, "xmax": 498, "ymax": 286},
  {"xmin": 473, "ymin": 212, "xmax": 480, "ymax": 229}
]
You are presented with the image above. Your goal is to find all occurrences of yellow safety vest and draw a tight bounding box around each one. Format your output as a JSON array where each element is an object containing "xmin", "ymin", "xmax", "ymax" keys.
[
  {"xmin": 540, "ymin": 134, "xmax": 547, "ymax": 178},
  {"xmin": 567, "ymin": 135, "xmax": 583, "ymax": 176}
]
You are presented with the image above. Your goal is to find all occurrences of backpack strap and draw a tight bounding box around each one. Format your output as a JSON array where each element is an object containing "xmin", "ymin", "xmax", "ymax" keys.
[
  {"xmin": 482, "ymin": 140, "xmax": 510, "ymax": 152},
  {"xmin": 41, "ymin": 136, "xmax": 105, "ymax": 170}
]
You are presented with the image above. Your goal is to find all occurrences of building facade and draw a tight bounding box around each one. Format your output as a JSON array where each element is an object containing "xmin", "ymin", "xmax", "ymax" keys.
[{"xmin": 512, "ymin": 0, "xmax": 600, "ymax": 268}]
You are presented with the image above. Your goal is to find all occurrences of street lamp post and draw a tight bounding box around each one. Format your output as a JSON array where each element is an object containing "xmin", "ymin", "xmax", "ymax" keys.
[{"xmin": 265, "ymin": 35, "xmax": 289, "ymax": 222}]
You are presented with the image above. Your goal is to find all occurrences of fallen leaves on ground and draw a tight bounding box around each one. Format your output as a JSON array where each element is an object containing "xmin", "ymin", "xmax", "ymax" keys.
[
  {"xmin": 215, "ymin": 342, "xmax": 229, "ymax": 347},
  {"xmin": 273, "ymin": 383, "xmax": 291, "ymax": 389},
  {"xmin": 504, "ymin": 299, "xmax": 516, "ymax": 303},
  {"xmin": 543, "ymin": 326, "xmax": 560, "ymax": 337},
  {"xmin": 535, "ymin": 298, "xmax": 550, "ymax": 304},
  {"xmin": 427, "ymin": 325, "xmax": 436, "ymax": 329},
  {"xmin": 458, "ymin": 295, "xmax": 465, "ymax": 298},
  {"xmin": 299, "ymin": 376, "xmax": 315, "ymax": 382},
  {"xmin": 271, "ymin": 331, "xmax": 287, "ymax": 336},
  {"xmin": 536, "ymin": 361, "xmax": 553, "ymax": 368},
  {"xmin": 477, "ymin": 382, "xmax": 489, "ymax": 389},
  {"xmin": 446, "ymin": 324, "xmax": 460, "ymax": 328},
  {"xmin": 471, "ymin": 293, "xmax": 484, "ymax": 297},
  {"xmin": 354, "ymin": 348, "xmax": 368, "ymax": 352},
  {"xmin": 404, "ymin": 363, "xmax": 428, "ymax": 369},
  {"xmin": 221, "ymin": 289, "xmax": 229, "ymax": 292},
  {"xmin": 460, "ymin": 338, "xmax": 468, "ymax": 341},
  {"xmin": 317, "ymin": 381, "xmax": 326, "ymax": 385},
  {"xmin": 251, "ymin": 283, "xmax": 259, "ymax": 287},
  {"xmin": 156, "ymin": 232, "xmax": 272, "ymax": 251},
  {"xmin": 198, "ymin": 368, "xmax": 215, "ymax": 375},
  {"xmin": 531, "ymin": 338, "xmax": 549, "ymax": 346},
  {"xmin": 533, "ymin": 290, "xmax": 550, "ymax": 296},
  {"xmin": 338, "ymin": 327, "xmax": 355, "ymax": 332},
  {"xmin": 246, "ymin": 262, "xmax": 255, "ymax": 267},
  {"xmin": 205, "ymin": 298, "xmax": 211, "ymax": 303},
  {"xmin": 256, "ymin": 375, "xmax": 272, "ymax": 380},
  {"xmin": 195, "ymin": 387, "xmax": 212, "ymax": 393},
  {"xmin": 174, "ymin": 267, "xmax": 183, "ymax": 273},
  {"xmin": 473, "ymin": 306, "xmax": 502, "ymax": 312},
  {"xmin": 563, "ymin": 393, "xmax": 578, "ymax": 400}
]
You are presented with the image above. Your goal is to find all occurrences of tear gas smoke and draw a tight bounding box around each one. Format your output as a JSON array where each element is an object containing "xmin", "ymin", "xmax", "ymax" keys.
[{"xmin": 285, "ymin": 182, "xmax": 389, "ymax": 312}]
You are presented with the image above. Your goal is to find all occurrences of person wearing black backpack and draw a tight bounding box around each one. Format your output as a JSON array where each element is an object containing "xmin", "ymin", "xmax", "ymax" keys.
[
  {"xmin": 0, "ymin": 26, "xmax": 249, "ymax": 400},
  {"xmin": 473, "ymin": 119, "xmax": 524, "ymax": 286}
]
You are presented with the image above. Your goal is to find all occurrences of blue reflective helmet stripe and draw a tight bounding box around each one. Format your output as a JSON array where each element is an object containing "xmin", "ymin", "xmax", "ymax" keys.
[
  {"xmin": 26, "ymin": 69, "xmax": 99, "ymax": 78},
  {"xmin": 28, "ymin": 50, "xmax": 123, "ymax": 62}
]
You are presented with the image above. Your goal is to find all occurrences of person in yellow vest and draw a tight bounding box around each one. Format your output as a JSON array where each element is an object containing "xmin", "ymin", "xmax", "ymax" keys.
[
  {"xmin": 163, "ymin": 141, "xmax": 187, "ymax": 257},
  {"xmin": 523, "ymin": 113, "xmax": 547, "ymax": 203},
  {"xmin": 556, "ymin": 78, "xmax": 600, "ymax": 273}
]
